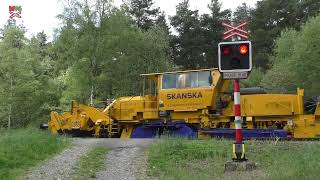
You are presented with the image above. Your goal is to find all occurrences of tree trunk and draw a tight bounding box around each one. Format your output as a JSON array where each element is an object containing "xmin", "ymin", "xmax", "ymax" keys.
[{"xmin": 8, "ymin": 77, "xmax": 13, "ymax": 129}]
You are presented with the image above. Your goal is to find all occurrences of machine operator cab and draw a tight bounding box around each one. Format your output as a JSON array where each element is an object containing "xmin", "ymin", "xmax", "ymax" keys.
[{"xmin": 141, "ymin": 68, "xmax": 226, "ymax": 112}]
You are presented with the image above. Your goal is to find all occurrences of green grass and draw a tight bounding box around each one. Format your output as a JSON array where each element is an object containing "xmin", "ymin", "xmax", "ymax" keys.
[
  {"xmin": 0, "ymin": 128, "xmax": 70, "ymax": 180},
  {"xmin": 147, "ymin": 138, "xmax": 320, "ymax": 180},
  {"xmin": 71, "ymin": 146, "xmax": 109, "ymax": 180}
]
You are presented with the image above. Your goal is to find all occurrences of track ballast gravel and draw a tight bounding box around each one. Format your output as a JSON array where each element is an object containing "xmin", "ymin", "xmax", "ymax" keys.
[
  {"xmin": 26, "ymin": 138, "xmax": 154, "ymax": 180},
  {"xmin": 96, "ymin": 139, "xmax": 154, "ymax": 180},
  {"xmin": 26, "ymin": 138, "xmax": 102, "ymax": 180}
]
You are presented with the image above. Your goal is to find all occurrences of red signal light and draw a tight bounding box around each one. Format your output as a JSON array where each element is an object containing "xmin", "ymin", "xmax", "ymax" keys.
[
  {"xmin": 222, "ymin": 46, "xmax": 231, "ymax": 56},
  {"xmin": 239, "ymin": 44, "xmax": 248, "ymax": 55}
]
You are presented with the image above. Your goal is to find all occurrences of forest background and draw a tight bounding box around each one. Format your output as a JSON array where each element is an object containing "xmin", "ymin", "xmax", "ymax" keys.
[{"xmin": 0, "ymin": 0, "xmax": 319, "ymax": 128}]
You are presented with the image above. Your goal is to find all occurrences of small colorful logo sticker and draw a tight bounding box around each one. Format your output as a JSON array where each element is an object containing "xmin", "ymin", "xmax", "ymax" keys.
[{"xmin": 9, "ymin": 6, "xmax": 22, "ymax": 18}]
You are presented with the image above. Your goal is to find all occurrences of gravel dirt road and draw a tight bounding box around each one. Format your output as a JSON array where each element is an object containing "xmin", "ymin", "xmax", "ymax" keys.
[
  {"xmin": 25, "ymin": 138, "xmax": 154, "ymax": 180},
  {"xmin": 96, "ymin": 139, "xmax": 154, "ymax": 180}
]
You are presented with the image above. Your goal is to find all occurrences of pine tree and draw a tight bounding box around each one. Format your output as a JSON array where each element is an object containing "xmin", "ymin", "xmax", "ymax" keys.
[
  {"xmin": 125, "ymin": 0, "xmax": 162, "ymax": 30},
  {"xmin": 170, "ymin": 0, "xmax": 231, "ymax": 69},
  {"xmin": 233, "ymin": 3, "xmax": 252, "ymax": 24}
]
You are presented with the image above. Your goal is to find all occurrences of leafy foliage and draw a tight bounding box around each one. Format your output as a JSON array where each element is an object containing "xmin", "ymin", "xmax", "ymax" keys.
[
  {"xmin": 233, "ymin": 3, "xmax": 252, "ymax": 24},
  {"xmin": 241, "ymin": 67, "xmax": 264, "ymax": 88},
  {"xmin": 0, "ymin": 0, "xmax": 172, "ymax": 128},
  {"xmin": 0, "ymin": 0, "xmax": 319, "ymax": 127},
  {"xmin": 170, "ymin": 0, "xmax": 231, "ymax": 69},
  {"xmin": 249, "ymin": 0, "xmax": 320, "ymax": 69},
  {"xmin": 56, "ymin": 4, "xmax": 171, "ymax": 102},
  {"xmin": 0, "ymin": 27, "xmax": 59, "ymax": 127},
  {"xmin": 262, "ymin": 15, "xmax": 320, "ymax": 96},
  {"xmin": 125, "ymin": 0, "xmax": 164, "ymax": 31}
]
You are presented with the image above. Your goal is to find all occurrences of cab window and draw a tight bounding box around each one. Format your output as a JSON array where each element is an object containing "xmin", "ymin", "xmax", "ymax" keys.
[
  {"xmin": 198, "ymin": 71, "xmax": 211, "ymax": 87},
  {"xmin": 162, "ymin": 74, "xmax": 176, "ymax": 89},
  {"xmin": 190, "ymin": 72, "xmax": 198, "ymax": 88},
  {"xmin": 162, "ymin": 71, "xmax": 212, "ymax": 89},
  {"xmin": 176, "ymin": 72, "xmax": 198, "ymax": 88}
]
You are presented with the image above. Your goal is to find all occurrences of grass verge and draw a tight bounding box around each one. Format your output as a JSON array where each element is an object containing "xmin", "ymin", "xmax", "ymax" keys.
[
  {"xmin": 71, "ymin": 146, "xmax": 109, "ymax": 180},
  {"xmin": 0, "ymin": 128, "xmax": 70, "ymax": 180},
  {"xmin": 147, "ymin": 138, "xmax": 320, "ymax": 180}
]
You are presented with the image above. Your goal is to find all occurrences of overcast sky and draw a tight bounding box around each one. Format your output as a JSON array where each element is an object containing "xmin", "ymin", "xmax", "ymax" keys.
[{"xmin": 0, "ymin": 0, "xmax": 258, "ymax": 40}]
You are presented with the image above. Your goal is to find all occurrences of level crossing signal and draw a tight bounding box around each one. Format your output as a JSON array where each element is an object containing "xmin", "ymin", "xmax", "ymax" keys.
[
  {"xmin": 219, "ymin": 23, "xmax": 252, "ymax": 162},
  {"xmin": 218, "ymin": 41, "xmax": 252, "ymax": 73}
]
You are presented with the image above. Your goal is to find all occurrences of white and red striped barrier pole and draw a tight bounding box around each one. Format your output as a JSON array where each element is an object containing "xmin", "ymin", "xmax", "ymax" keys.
[
  {"xmin": 233, "ymin": 79, "xmax": 246, "ymax": 161},
  {"xmin": 233, "ymin": 80, "xmax": 242, "ymax": 143}
]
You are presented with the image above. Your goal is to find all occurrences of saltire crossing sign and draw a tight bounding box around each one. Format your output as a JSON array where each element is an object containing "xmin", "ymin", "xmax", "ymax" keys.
[{"xmin": 222, "ymin": 22, "xmax": 248, "ymax": 40}]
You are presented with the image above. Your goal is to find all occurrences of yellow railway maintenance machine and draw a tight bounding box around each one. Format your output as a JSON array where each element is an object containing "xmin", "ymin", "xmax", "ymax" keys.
[{"xmin": 47, "ymin": 68, "xmax": 320, "ymax": 139}]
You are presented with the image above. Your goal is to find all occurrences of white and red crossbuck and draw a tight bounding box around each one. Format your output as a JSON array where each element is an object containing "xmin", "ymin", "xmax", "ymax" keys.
[{"xmin": 222, "ymin": 22, "xmax": 248, "ymax": 40}]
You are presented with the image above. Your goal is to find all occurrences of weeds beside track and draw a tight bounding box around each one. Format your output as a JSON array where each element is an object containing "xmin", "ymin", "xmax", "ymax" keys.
[
  {"xmin": 147, "ymin": 138, "xmax": 320, "ymax": 180},
  {"xmin": 71, "ymin": 146, "xmax": 109, "ymax": 180},
  {"xmin": 0, "ymin": 128, "xmax": 70, "ymax": 179}
]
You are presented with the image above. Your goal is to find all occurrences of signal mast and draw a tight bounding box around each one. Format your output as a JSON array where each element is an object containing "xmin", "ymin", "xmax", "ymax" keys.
[{"xmin": 219, "ymin": 22, "xmax": 256, "ymax": 170}]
